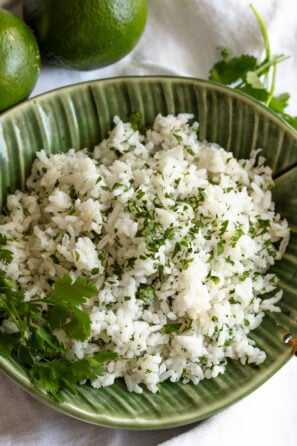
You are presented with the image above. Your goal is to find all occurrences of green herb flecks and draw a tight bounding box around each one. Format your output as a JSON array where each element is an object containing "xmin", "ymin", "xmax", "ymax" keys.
[
  {"xmin": 136, "ymin": 285, "xmax": 156, "ymax": 305},
  {"xmin": 138, "ymin": 220, "xmax": 164, "ymax": 253},
  {"xmin": 162, "ymin": 322, "xmax": 182, "ymax": 334},
  {"xmin": 231, "ymin": 226, "xmax": 244, "ymax": 248},
  {"xmin": 128, "ymin": 112, "xmax": 142, "ymax": 131},
  {"xmin": 208, "ymin": 274, "xmax": 220, "ymax": 285},
  {"xmin": 209, "ymin": 4, "xmax": 297, "ymax": 130}
]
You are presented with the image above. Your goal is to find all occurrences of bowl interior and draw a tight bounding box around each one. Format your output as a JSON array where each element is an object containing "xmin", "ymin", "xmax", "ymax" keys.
[{"xmin": 0, "ymin": 76, "xmax": 296, "ymax": 429}]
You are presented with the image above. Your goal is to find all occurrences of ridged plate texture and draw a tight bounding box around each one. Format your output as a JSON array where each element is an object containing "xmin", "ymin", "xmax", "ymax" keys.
[{"xmin": 0, "ymin": 77, "xmax": 296, "ymax": 429}]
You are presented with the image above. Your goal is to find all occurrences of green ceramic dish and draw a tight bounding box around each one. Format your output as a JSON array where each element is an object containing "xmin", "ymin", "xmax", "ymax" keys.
[{"xmin": 0, "ymin": 76, "xmax": 296, "ymax": 429}]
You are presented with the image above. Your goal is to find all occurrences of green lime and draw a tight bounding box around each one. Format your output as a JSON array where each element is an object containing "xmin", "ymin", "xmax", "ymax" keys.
[
  {"xmin": 23, "ymin": 0, "xmax": 147, "ymax": 71},
  {"xmin": 0, "ymin": 8, "xmax": 40, "ymax": 113}
]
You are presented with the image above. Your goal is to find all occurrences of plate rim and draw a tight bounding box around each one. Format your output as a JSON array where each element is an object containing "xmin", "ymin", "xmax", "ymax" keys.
[{"xmin": 1, "ymin": 74, "xmax": 297, "ymax": 137}]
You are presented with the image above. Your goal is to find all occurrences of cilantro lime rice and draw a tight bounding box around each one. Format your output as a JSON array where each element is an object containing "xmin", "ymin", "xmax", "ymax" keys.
[{"xmin": 0, "ymin": 114, "xmax": 290, "ymax": 393}]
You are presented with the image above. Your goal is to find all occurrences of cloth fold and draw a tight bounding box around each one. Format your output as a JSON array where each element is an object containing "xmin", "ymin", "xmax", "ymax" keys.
[{"xmin": 1, "ymin": 0, "xmax": 297, "ymax": 445}]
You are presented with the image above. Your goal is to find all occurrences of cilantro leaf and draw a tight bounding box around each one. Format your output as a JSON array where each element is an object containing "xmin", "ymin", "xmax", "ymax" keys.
[
  {"xmin": 0, "ymin": 249, "xmax": 13, "ymax": 265},
  {"xmin": 29, "ymin": 360, "xmax": 65, "ymax": 397},
  {"xmin": 62, "ymin": 307, "xmax": 91, "ymax": 341},
  {"xmin": 236, "ymin": 84, "xmax": 270, "ymax": 103},
  {"xmin": 208, "ymin": 4, "xmax": 297, "ymax": 131},
  {"xmin": 246, "ymin": 71, "xmax": 266, "ymax": 90},
  {"xmin": 281, "ymin": 114, "xmax": 297, "ymax": 130},
  {"xmin": 0, "ymin": 332, "xmax": 19, "ymax": 357},
  {"xmin": 209, "ymin": 54, "xmax": 257, "ymax": 85},
  {"xmin": 70, "ymin": 351, "xmax": 118, "ymax": 381},
  {"xmin": 269, "ymin": 93, "xmax": 290, "ymax": 114},
  {"xmin": 29, "ymin": 351, "xmax": 117, "ymax": 400},
  {"xmin": 0, "ymin": 269, "xmax": 111, "ymax": 400},
  {"xmin": 46, "ymin": 275, "xmax": 97, "ymax": 306},
  {"xmin": 0, "ymin": 269, "xmax": 17, "ymax": 293},
  {"xmin": 33, "ymin": 325, "xmax": 66, "ymax": 354},
  {"xmin": 45, "ymin": 276, "xmax": 95, "ymax": 340},
  {"xmin": 0, "ymin": 234, "xmax": 8, "ymax": 245},
  {"xmin": 46, "ymin": 304, "xmax": 69, "ymax": 331},
  {"xmin": 0, "ymin": 234, "xmax": 13, "ymax": 265}
]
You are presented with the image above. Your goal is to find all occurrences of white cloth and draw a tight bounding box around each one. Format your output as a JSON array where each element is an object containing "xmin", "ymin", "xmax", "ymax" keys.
[{"xmin": 1, "ymin": 0, "xmax": 297, "ymax": 445}]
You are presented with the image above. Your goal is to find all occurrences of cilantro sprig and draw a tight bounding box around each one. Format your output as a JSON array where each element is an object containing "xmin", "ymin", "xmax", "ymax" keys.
[
  {"xmin": 209, "ymin": 4, "xmax": 297, "ymax": 130},
  {"xmin": 0, "ymin": 234, "xmax": 13, "ymax": 265},
  {"xmin": 0, "ymin": 271, "xmax": 117, "ymax": 400}
]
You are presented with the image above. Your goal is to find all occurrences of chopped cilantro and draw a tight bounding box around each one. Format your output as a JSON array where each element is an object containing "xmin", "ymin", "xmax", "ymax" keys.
[
  {"xmin": 69, "ymin": 185, "xmax": 79, "ymax": 200},
  {"xmin": 257, "ymin": 218, "xmax": 271, "ymax": 235},
  {"xmin": 112, "ymin": 262, "xmax": 123, "ymax": 279},
  {"xmin": 217, "ymin": 241, "xmax": 225, "ymax": 255},
  {"xmin": 238, "ymin": 271, "xmax": 250, "ymax": 281},
  {"xmin": 126, "ymin": 256, "xmax": 137, "ymax": 268},
  {"xmin": 114, "ymin": 235, "xmax": 123, "ymax": 248},
  {"xmin": 158, "ymin": 264, "xmax": 164, "ymax": 280},
  {"xmin": 209, "ymin": 275, "xmax": 220, "ymax": 285},
  {"xmin": 136, "ymin": 285, "xmax": 156, "ymax": 305},
  {"xmin": 162, "ymin": 322, "xmax": 182, "ymax": 334},
  {"xmin": 248, "ymin": 219, "xmax": 257, "ymax": 238},
  {"xmin": 137, "ymin": 219, "xmax": 166, "ymax": 253},
  {"xmin": 126, "ymin": 199, "xmax": 151, "ymax": 219},
  {"xmin": 219, "ymin": 220, "xmax": 229, "ymax": 236},
  {"xmin": 189, "ymin": 219, "xmax": 203, "ymax": 235},
  {"xmin": 98, "ymin": 251, "xmax": 107, "ymax": 265},
  {"xmin": 185, "ymin": 145, "xmax": 195, "ymax": 156},
  {"xmin": 226, "ymin": 256, "xmax": 235, "ymax": 266},
  {"xmin": 172, "ymin": 242, "xmax": 181, "ymax": 257},
  {"xmin": 181, "ymin": 319, "xmax": 193, "ymax": 333},
  {"xmin": 136, "ymin": 189, "xmax": 145, "ymax": 199},
  {"xmin": 179, "ymin": 257, "xmax": 194, "ymax": 270},
  {"xmin": 164, "ymin": 227, "xmax": 174, "ymax": 240},
  {"xmin": 174, "ymin": 133, "xmax": 183, "ymax": 142},
  {"xmin": 184, "ymin": 188, "xmax": 205, "ymax": 210},
  {"xmin": 128, "ymin": 112, "xmax": 142, "ymax": 131},
  {"xmin": 231, "ymin": 227, "xmax": 244, "ymax": 247},
  {"xmin": 112, "ymin": 182, "xmax": 124, "ymax": 190}
]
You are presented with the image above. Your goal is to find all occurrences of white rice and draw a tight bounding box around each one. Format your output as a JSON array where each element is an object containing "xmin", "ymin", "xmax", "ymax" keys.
[{"xmin": 0, "ymin": 114, "xmax": 290, "ymax": 393}]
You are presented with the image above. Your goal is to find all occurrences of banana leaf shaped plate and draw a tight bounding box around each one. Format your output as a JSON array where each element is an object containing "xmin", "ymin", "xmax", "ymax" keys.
[{"xmin": 0, "ymin": 76, "xmax": 296, "ymax": 429}]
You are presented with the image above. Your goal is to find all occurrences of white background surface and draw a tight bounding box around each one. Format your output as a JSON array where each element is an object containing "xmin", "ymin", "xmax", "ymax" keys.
[{"xmin": 1, "ymin": 0, "xmax": 297, "ymax": 445}]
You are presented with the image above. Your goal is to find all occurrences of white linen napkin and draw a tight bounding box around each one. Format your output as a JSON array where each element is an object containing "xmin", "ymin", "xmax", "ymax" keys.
[{"xmin": 1, "ymin": 1, "xmax": 297, "ymax": 445}]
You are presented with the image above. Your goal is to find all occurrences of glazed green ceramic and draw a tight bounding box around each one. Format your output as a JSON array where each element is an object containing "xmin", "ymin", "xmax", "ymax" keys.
[{"xmin": 0, "ymin": 77, "xmax": 296, "ymax": 429}]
